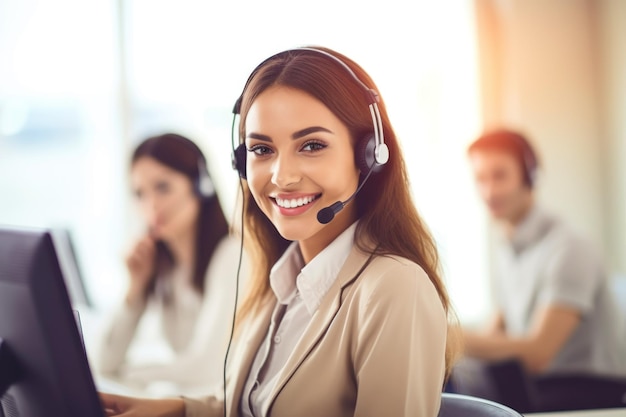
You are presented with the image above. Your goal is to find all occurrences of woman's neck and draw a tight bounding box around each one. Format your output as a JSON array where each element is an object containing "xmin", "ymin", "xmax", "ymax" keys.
[
  {"xmin": 165, "ymin": 226, "xmax": 197, "ymax": 270},
  {"xmin": 299, "ymin": 208, "xmax": 357, "ymax": 264}
]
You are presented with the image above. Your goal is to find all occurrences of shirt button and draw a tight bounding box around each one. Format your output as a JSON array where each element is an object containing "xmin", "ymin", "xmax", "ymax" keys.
[{"xmin": 273, "ymin": 335, "xmax": 281, "ymax": 344}]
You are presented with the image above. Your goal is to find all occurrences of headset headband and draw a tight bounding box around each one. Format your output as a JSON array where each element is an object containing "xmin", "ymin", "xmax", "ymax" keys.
[{"xmin": 231, "ymin": 47, "xmax": 388, "ymax": 167}]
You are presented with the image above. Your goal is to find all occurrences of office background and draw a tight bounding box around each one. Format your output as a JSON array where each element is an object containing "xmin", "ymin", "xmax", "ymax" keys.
[{"xmin": 0, "ymin": 0, "xmax": 624, "ymax": 326}]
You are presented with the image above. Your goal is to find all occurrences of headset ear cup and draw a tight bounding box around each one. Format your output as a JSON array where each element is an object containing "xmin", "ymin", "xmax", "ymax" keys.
[
  {"xmin": 196, "ymin": 175, "xmax": 215, "ymax": 199},
  {"xmin": 526, "ymin": 163, "xmax": 536, "ymax": 188},
  {"xmin": 520, "ymin": 145, "xmax": 536, "ymax": 188},
  {"xmin": 195, "ymin": 160, "xmax": 215, "ymax": 199},
  {"xmin": 232, "ymin": 144, "xmax": 247, "ymax": 179},
  {"xmin": 355, "ymin": 134, "xmax": 378, "ymax": 175}
]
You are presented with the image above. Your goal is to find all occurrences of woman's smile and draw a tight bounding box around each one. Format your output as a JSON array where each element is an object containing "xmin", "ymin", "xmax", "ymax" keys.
[{"xmin": 271, "ymin": 193, "xmax": 322, "ymax": 216}]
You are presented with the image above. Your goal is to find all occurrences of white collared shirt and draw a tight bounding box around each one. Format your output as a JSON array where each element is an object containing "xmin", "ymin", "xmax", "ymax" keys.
[{"xmin": 240, "ymin": 222, "xmax": 358, "ymax": 417}]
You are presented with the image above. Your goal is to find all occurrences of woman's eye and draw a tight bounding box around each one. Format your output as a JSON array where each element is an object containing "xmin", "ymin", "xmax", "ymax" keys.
[
  {"xmin": 301, "ymin": 141, "xmax": 327, "ymax": 152},
  {"xmin": 248, "ymin": 144, "xmax": 273, "ymax": 156},
  {"xmin": 155, "ymin": 181, "xmax": 171, "ymax": 194}
]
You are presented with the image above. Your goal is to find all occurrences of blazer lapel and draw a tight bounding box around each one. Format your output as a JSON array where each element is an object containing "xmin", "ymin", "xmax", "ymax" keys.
[
  {"xmin": 266, "ymin": 246, "xmax": 375, "ymax": 411},
  {"xmin": 226, "ymin": 299, "xmax": 275, "ymax": 416}
]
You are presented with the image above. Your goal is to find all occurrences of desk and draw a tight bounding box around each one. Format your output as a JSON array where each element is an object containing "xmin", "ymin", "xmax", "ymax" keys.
[{"xmin": 525, "ymin": 409, "xmax": 626, "ymax": 417}]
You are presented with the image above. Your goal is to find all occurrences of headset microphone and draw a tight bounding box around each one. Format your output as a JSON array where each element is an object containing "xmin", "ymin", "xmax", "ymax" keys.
[
  {"xmin": 317, "ymin": 202, "xmax": 344, "ymax": 225},
  {"xmin": 316, "ymin": 168, "xmax": 374, "ymax": 224}
]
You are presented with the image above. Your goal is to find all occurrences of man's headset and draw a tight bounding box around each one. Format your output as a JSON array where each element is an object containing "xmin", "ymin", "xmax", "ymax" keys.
[
  {"xmin": 511, "ymin": 133, "xmax": 538, "ymax": 188},
  {"xmin": 470, "ymin": 129, "xmax": 539, "ymax": 188},
  {"xmin": 230, "ymin": 47, "xmax": 390, "ymax": 224}
]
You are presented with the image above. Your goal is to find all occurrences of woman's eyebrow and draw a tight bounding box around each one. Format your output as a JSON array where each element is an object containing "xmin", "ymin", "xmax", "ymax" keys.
[
  {"xmin": 292, "ymin": 126, "xmax": 333, "ymax": 140},
  {"xmin": 246, "ymin": 126, "xmax": 333, "ymax": 142},
  {"xmin": 246, "ymin": 132, "xmax": 272, "ymax": 142}
]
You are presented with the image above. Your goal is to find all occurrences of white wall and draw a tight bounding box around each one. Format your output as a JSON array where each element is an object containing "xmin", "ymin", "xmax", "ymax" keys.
[{"xmin": 598, "ymin": 0, "xmax": 626, "ymax": 275}]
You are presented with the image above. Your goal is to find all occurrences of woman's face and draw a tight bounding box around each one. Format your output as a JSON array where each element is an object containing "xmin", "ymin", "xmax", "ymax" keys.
[
  {"xmin": 245, "ymin": 85, "xmax": 360, "ymax": 258},
  {"xmin": 130, "ymin": 156, "xmax": 200, "ymax": 241}
]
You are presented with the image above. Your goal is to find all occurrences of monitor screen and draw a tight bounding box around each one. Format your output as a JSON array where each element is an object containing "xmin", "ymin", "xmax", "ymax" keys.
[
  {"xmin": 0, "ymin": 225, "xmax": 104, "ymax": 417},
  {"xmin": 49, "ymin": 228, "xmax": 92, "ymax": 308}
]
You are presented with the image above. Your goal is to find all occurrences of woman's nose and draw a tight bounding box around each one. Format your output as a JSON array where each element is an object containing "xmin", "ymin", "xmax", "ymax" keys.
[{"xmin": 271, "ymin": 153, "xmax": 302, "ymax": 188}]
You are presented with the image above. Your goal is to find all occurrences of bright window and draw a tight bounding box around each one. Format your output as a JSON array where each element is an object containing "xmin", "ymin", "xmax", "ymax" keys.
[
  {"xmin": 0, "ymin": 0, "xmax": 127, "ymax": 306},
  {"xmin": 0, "ymin": 0, "xmax": 489, "ymax": 324}
]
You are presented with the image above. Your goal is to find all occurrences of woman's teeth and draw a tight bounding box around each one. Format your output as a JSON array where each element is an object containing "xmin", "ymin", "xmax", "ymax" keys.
[{"xmin": 275, "ymin": 195, "xmax": 316, "ymax": 208}]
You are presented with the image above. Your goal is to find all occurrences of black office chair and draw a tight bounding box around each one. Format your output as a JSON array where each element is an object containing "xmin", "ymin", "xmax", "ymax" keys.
[
  {"xmin": 438, "ymin": 393, "xmax": 524, "ymax": 417},
  {"xmin": 485, "ymin": 359, "xmax": 626, "ymax": 412}
]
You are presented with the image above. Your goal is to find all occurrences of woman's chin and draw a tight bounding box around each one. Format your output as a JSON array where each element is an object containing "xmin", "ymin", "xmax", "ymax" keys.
[{"xmin": 273, "ymin": 223, "xmax": 313, "ymax": 243}]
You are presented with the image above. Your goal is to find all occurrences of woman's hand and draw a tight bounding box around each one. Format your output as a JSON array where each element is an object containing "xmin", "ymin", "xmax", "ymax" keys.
[
  {"xmin": 100, "ymin": 392, "xmax": 185, "ymax": 417},
  {"xmin": 124, "ymin": 235, "xmax": 156, "ymax": 305}
]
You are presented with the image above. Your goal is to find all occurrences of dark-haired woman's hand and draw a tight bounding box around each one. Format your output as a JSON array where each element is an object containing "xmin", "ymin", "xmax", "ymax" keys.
[{"xmin": 124, "ymin": 235, "xmax": 156, "ymax": 306}]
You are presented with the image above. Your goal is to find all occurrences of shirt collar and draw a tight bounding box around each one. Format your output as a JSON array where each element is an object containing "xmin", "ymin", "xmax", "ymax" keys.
[
  {"xmin": 269, "ymin": 221, "xmax": 358, "ymax": 315},
  {"xmin": 508, "ymin": 205, "xmax": 555, "ymax": 254},
  {"xmin": 269, "ymin": 242, "xmax": 304, "ymax": 305}
]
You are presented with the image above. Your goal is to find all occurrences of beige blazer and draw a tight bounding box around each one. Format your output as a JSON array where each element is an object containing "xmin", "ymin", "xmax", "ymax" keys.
[{"xmin": 183, "ymin": 244, "xmax": 447, "ymax": 417}]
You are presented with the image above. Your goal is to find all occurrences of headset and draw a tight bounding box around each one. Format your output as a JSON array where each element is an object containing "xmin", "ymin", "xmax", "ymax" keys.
[
  {"xmin": 230, "ymin": 47, "xmax": 390, "ymax": 223},
  {"xmin": 471, "ymin": 128, "xmax": 538, "ymax": 188},
  {"xmin": 146, "ymin": 132, "xmax": 216, "ymax": 199},
  {"xmin": 513, "ymin": 134, "xmax": 538, "ymax": 188},
  {"xmin": 496, "ymin": 130, "xmax": 538, "ymax": 188},
  {"xmin": 195, "ymin": 156, "xmax": 216, "ymax": 199}
]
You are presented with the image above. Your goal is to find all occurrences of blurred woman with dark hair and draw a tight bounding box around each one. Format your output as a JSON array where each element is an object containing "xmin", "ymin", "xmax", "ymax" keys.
[{"xmin": 97, "ymin": 133, "xmax": 244, "ymax": 395}]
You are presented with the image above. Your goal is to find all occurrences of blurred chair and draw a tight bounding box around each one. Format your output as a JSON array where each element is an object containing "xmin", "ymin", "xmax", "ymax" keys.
[
  {"xmin": 486, "ymin": 359, "xmax": 626, "ymax": 413},
  {"xmin": 438, "ymin": 393, "xmax": 523, "ymax": 417},
  {"xmin": 482, "ymin": 277, "xmax": 626, "ymax": 412}
]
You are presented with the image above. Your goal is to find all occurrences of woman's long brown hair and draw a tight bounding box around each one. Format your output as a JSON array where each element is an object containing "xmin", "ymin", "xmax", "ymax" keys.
[{"xmin": 234, "ymin": 47, "xmax": 459, "ymax": 376}]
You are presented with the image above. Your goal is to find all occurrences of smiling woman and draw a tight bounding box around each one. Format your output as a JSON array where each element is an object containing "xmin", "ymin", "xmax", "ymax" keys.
[
  {"xmin": 100, "ymin": 46, "xmax": 460, "ymax": 417},
  {"xmin": 244, "ymin": 86, "xmax": 361, "ymax": 260}
]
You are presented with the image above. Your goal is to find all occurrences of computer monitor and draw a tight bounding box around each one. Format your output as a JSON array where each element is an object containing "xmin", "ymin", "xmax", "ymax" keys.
[
  {"xmin": 49, "ymin": 228, "xmax": 93, "ymax": 308},
  {"xmin": 0, "ymin": 225, "xmax": 104, "ymax": 417}
]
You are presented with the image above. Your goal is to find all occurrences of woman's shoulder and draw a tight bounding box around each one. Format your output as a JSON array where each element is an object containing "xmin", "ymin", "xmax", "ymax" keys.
[
  {"xmin": 364, "ymin": 251, "xmax": 425, "ymax": 273},
  {"xmin": 206, "ymin": 233, "xmax": 245, "ymax": 270},
  {"xmin": 203, "ymin": 233, "xmax": 247, "ymax": 287},
  {"xmin": 370, "ymin": 253, "xmax": 421, "ymax": 268},
  {"xmin": 354, "ymin": 252, "xmax": 434, "ymax": 294},
  {"xmin": 214, "ymin": 233, "xmax": 243, "ymax": 256},
  {"xmin": 346, "ymin": 252, "xmax": 446, "ymax": 321}
]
